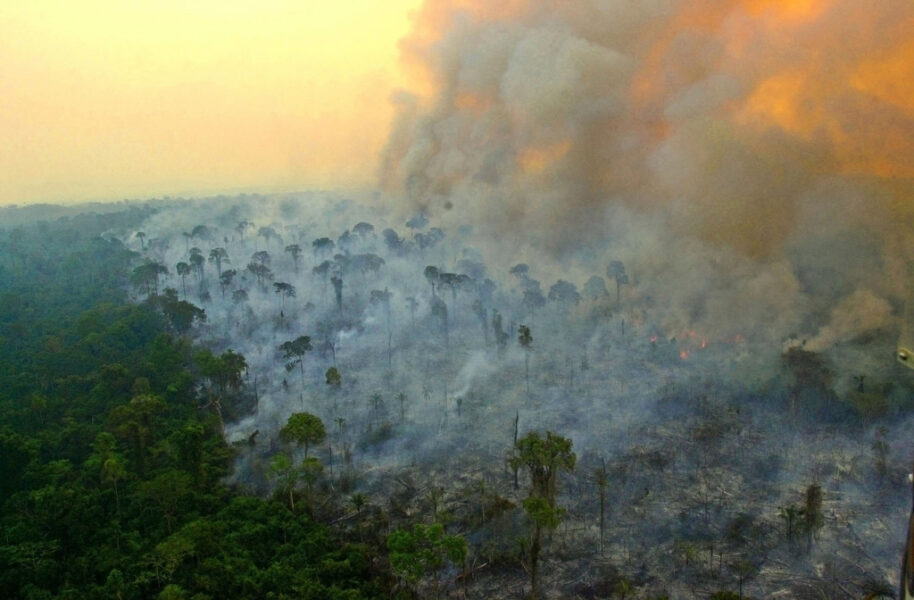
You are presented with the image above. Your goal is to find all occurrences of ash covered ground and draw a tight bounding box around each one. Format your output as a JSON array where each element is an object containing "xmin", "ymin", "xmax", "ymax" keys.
[{"xmin": 119, "ymin": 191, "xmax": 914, "ymax": 599}]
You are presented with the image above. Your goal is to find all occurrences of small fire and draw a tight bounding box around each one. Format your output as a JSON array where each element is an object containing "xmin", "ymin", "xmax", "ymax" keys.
[
  {"xmin": 680, "ymin": 350, "xmax": 690, "ymax": 360},
  {"xmin": 650, "ymin": 335, "xmax": 658, "ymax": 343},
  {"xmin": 701, "ymin": 339, "xmax": 707, "ymax": 349}
]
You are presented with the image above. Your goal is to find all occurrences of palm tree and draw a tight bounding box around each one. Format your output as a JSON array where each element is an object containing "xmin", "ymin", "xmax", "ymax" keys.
[{"xmin": 281, "ymin": 411, "xmax": 326, "ymax": 454}]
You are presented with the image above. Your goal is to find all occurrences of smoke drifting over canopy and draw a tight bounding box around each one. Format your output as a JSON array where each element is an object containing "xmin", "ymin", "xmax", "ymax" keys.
[
  {"xmin": 381, "ymin": 0, "xmax": 914, "ymax": 256},
  {"xmin": 104, "ymin": 7, "xmax": 914, "ymax": 592},
  {"xmin": 375, "ymin": 0, "xmax": 914, "ymax": 371}
]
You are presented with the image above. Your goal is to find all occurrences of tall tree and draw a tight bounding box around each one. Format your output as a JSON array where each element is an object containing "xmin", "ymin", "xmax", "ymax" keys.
[
  {"xmin": 510, "ymin": 431, "xmax": 576, "ymax": 600},
  {"xmin": 280, "ymin": 412, "xmax": 326, "ymax": 457},
  {"xmin": 131, "ymin": 261, "xmax": 168, "ymax": 297},
  {"xmin": 246, "ymin": 261, "xmax": 273, "ymax": 288},
  {"xmin": 431, "ymin": 296, "xmax": 449, "ymax": 348},
  {"xmin": 387, "ymin": 523, "xmax": 467, "ymax": 600},
  {"xmin": 208, "ymin": 247, "xmax": 229, "ymax": 278},
  {"xmin": 492, "ymin": 309, "xmax": 508, "ymax": 354},
  {"xmin": 175, "ymin": 261, "xmax": 191, "ymax": 299},
  {"xmin": 188, "ymin": 248, "xmax": 205, "ymax": 284},
  {"xmin": 86, "ymin": 432, "xmax": 127, "ymax": 517},
  {"xmin": 607, "ymin": 260, "xmax": 629, "ymax": 304},
  {"xmin": 273, "ymin": 281, "xmax": 296, "ymax": 315},
  {"xmin": 280, "ymin": 335, "xmax": 312, "ymax": 399},
  {"xmin": 331, "ymin": 276, "xmax": 343, "ymax": 313},
  {"xmin": 312, "ymin": 236, "xmax": 335, "ymax": 257},
  {"xmin": 313, "ymin": 260, "xmax": 332, "ymax": 294},
  {"xmin": 257, "ymin": 226, "xmax": 279, "ymax": 248},
  {"xmin": 548, "ymin": 280, "xmax": 581, "ymax": 305},
  {"xmin": 472, "ymin": 299, "xmax": 489, "ymax": 344},
  {"xmin": 235, "ymin": 219, "xmax": 253, "ymax": 241},
  {"xmin": 285, "ymin": 243, "xmax": 302, "ymax": 273},
  {"xmin": 269, "ymin": 452, "xmax": 300, "ymax": 511},
  {"xmin": 218, "ymin": 268, "xmax": 236, "ymax": 297},
  {"xmin": 519, "ymin": 324, "xmax": 533, "ymax": 395},
  {"xmin": 190, "ymin": 224, "xmax": 212, "ymax": 241},
  {"xmin": 194, "ymin": 348, "xmax": 246, "ymax": 432},
  {"xmin": 424, "ymin": 265, "xmax": 440, "ymax": 295},
  {"xmin": 152, "ymin": 289, "xmax": 206, "ymax": 334}
]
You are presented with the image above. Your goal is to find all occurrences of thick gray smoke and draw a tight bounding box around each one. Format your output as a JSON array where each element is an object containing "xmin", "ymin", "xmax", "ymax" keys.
[
  {"xmin": 377, "ymin": 0, "xmax": 914, "ymax": 382},
  {"xmin": 108, "ymin": 2, "xmax": 914, "ymax": 594},
  {"xmin": 117, "ymin": 188, "xmax": 913, "ymax": 596}
]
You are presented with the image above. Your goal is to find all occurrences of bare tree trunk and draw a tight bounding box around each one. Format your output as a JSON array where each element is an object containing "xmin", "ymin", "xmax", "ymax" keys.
[
  {"xmin": 513, "ymin": 411, "xmax": 520, "ymax": 490},
  {"xmin": 525, "ymin": 352, "xmax": 530, "ymax": 395},
  {"xmin": 599, "ymin": 486, "xmax": 605, "ymax": 555},
  {"xmin": 530, "ymin": 525, "xmax": 541, "ymax": 600}
]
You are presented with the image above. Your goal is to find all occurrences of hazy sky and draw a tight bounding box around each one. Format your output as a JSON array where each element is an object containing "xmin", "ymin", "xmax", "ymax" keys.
[{"xmin": 0, "ymin": 1, "xmax": 422, "ymax": 205}]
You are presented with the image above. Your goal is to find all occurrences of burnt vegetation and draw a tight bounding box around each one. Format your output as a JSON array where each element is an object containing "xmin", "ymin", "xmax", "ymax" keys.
[{"xmin": 1, "ymin": 195, "xmax": 913, "ymax": 600}]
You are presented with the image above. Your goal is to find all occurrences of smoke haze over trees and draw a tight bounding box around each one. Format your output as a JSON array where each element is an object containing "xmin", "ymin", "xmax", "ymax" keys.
[
  {"xmin": 4, "ymin": 1, "xmax": 914, "ymax": 598},
  {"xmin": 89, "ymin": 185, "xmax": 914, "ymax": 597}
]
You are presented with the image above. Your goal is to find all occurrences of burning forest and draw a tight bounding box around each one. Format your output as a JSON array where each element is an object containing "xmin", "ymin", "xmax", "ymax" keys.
[
  {"xmin": 114, "ymin": 179, "xmax": 914, "ymax": 598},
  {"xmin": 4, "ymin": 1, "xmax": 914, "ymax": 599}
]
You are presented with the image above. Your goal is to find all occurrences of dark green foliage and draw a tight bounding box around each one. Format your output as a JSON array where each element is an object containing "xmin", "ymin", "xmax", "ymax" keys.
[
  {"xmin": 387, "ymin": 523, "xmax": 467, "ymax": 595},
  {"xmin": 280, "ymin": 335, "xmax": 312, "ymax": 392},
  {"xmin": 281, "ymin": 412, "xmax": 327, "ymax": 456},
  {"xmin": 130, "ymin": 260, "xmax": 168, "ymax": 297},
  {"xmin": 150, "ymin": 289, "xmax": 206, "ymax": 334},
  {"xmin": 194, "ymin": 348, "xmax": 246, "ymax": 394},
  {"xmin": 0, "ymin": 210, "xmax": 385, "ymax": 600},
  {"xmin": 326, "ymin": 366, "xmax": 342, "ymax": 386},
  {"xmin": 510, "ymin": 431, "xmax": 576, "ymax": 599}
]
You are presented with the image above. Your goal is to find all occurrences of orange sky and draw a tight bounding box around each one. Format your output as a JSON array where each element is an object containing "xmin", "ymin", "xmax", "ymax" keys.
[{"xmin": 0, "ymin": 1, "xmax": 422, "ymax": 205}]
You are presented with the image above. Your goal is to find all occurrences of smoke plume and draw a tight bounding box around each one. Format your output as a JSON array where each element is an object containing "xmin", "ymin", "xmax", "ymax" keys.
[
  {"xmin": 381, "ymin": 0, "xmax": 914, "ymax": 247},
  {"xmin": 378, "ymin": 0, "xmax": 914, "ymax": 365}
]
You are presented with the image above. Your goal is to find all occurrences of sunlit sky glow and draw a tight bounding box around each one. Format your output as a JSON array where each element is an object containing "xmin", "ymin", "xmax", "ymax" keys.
[{"xmin": 0, "ymin": 1, "xmax": 422, "ymax": 205}]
